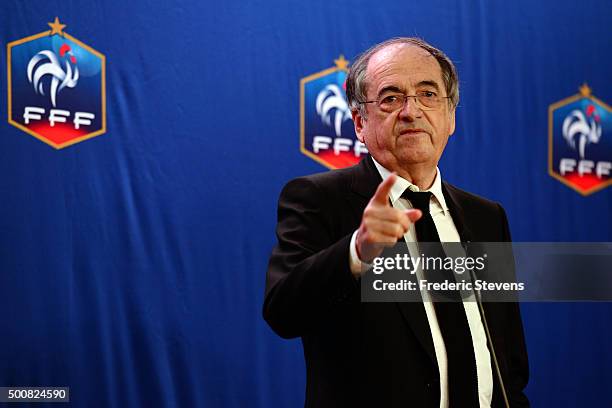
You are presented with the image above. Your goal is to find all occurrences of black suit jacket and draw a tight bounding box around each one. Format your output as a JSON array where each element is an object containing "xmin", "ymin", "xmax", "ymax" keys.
[{"xmin": 264, "ymin": 156, "xmax": 529, "ymax": 408}]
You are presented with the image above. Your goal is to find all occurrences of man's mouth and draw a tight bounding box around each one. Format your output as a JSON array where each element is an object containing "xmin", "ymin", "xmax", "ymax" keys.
[{"xmin": 399, "ymin": 128, "xmax": 428, "ymax": 135}]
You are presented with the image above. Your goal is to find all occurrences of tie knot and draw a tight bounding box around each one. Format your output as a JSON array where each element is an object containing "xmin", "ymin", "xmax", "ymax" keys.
[{"xmin": 401, "ymin": 190, "xmax": 432, "ymax": 213}]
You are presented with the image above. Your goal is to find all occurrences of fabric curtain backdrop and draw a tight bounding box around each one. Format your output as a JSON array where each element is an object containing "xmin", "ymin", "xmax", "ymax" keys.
[{"xmin": 0, "ymin": 0, "xmax": 610, "ymax": 406}]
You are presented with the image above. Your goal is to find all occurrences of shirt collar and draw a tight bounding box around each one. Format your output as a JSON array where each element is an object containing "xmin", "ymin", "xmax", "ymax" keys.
[{"xmin": 371, "ymin": 157, "xmax": 449, "ymax": 215}]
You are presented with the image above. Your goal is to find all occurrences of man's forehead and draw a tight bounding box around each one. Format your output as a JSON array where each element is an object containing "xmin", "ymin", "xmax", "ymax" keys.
[
  {"xmin": 370, "ymin": 43, "xmax": 433, "ymax": 63},
  {"xmin": 366, "ymin": 44, "xmax": 443, "ymax": 92}
]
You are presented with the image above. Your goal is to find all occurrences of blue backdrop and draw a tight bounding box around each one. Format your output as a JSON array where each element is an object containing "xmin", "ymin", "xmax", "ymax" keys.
[{"xmin": 0, "ymin": 1, "xmax": 610, "ymax": 407}]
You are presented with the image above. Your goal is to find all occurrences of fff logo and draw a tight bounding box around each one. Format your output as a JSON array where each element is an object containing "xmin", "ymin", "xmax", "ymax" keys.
[
  {"xmin": 7, "ymin": 18, "xmax": 106, "ymax": 149},
  {"xmin": 300, "ymin": 55, "xmax": 368, "ymax": 169},
  {"xmin": 548, "ymin": 84, "xmax": 611, "ymax": 195}
]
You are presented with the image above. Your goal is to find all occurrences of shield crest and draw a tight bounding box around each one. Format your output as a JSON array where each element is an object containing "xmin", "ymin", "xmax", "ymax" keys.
[
  {"xmin": 300, "ymin": 55, "xmax": 368, "ymax": 169},
  {"xmin": 548, "ymin": 84, "xmax": 611, "ymax": 195},
  {"xmin": 7, "ymin": 18, "xmax": 106, "ymax": 149}
]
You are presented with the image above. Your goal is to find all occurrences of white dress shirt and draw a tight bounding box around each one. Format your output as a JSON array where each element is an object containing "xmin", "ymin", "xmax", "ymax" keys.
[{"xmin": 349, "ymin": 159, "xmax": 493, "ymax": 408}]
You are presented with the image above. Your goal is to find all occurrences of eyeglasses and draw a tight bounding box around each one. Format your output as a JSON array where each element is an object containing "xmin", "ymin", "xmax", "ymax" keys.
[{"xmin": 359, "ymin": 92, "xmax": 451, "ymax": 112}]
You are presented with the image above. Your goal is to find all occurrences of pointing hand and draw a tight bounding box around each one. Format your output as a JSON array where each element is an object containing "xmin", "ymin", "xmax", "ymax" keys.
[{"xmin": 355, "ymin": 173, "xmax": 422, "ymax": 263}]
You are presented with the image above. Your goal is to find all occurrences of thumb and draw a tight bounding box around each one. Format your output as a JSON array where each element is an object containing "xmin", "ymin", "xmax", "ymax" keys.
[{"xmin": 405, "ymin": 209, "xmax": 422, "ymax": 222}]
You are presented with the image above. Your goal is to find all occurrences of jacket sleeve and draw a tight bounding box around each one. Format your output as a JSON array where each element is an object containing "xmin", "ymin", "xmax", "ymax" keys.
[{"xmin": 262, "ymin": 177, "xmax": 359, "ymax": 339}]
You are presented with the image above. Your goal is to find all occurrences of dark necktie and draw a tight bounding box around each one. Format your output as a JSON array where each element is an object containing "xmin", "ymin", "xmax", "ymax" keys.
[{"xmin": 402, "ymin": 189, "xmax": 479, "ymax": 407}]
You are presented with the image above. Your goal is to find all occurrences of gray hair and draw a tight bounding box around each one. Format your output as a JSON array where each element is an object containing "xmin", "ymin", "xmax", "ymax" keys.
[{"xmin": 345, "ymin": 37, "xmax": 459, "ymax": 116}]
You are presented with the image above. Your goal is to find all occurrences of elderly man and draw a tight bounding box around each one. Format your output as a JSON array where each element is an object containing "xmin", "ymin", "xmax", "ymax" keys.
[{"xmin": 264, "ymin": 37, "xmax": 529, "ymax": 407}]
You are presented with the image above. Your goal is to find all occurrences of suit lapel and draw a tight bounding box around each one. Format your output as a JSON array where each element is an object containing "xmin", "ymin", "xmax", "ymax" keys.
[
  {"xmin": 395, "ymin": 302, "xmax": 437, "ymax": 364},
  {"xmin": 441, "ymin": 182, "xmax": 473, "ymax": 243},
  {"xmin": 350, "ymin": 156, "xmax": 438, "ymax": 365},
  {"xmin": 349, "ymin": 155, "xmax": 381, "ymax": 202}
]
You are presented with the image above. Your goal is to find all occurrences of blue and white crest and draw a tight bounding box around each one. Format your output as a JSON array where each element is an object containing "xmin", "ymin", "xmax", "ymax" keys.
[
  {"xmin": 549, "ymin": 84, "xmax": 611, "ymax": 195},
  {"xmin": 300, "ymin": 56, "xmax": 367, "ymax": 169}
]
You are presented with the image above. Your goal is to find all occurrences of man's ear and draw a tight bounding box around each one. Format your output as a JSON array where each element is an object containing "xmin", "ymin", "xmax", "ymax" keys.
[
  {"xmin": 448, "ymin": 108, "xmax": 456, "ymax": 136},
  {"xmin": 351, "ymin": 109, "xmax": 365, "ymax": 142}
]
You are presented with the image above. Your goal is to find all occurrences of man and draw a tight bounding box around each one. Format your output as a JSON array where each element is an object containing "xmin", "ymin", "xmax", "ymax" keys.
[{"xmin": 264, "ymin": 37, "xmax": 529, "ymax": 407}]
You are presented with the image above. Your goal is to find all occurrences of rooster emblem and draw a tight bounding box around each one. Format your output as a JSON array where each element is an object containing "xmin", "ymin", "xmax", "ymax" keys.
[
  {"xmin": 27, "ymin": 43, "xmax": 79, "ymax": 107},
  {"xmin": 562, "ymin": 105, "xmax": 602, "ymax": 159},
  {"xmin": 315, "ymin": 84, "xmax": 352, "ymax": 137}
]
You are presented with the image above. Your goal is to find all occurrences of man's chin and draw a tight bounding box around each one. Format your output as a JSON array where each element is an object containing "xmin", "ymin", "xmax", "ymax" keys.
[
  {"xmin": 395, "ymin": 150, "xmax": 436, "ymax": 166},
  {"xmin": 395, "ymin": 143, "xmax": 433, "ymax": 161}
]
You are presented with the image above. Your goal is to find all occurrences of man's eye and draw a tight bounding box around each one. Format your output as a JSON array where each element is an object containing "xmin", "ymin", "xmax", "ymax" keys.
[
  {"xmin": 419, "ymin": 91, "xmax": 437, "ymax": 98},
  {"xmin": 381, "ymin": 95, "xmax": 400, "ymax": 104}
]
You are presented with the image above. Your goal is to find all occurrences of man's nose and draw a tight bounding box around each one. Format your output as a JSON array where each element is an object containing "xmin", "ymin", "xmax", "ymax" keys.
[{"xmin": 398, "ymin": 96, "xmax": 423, "ymax": 120}]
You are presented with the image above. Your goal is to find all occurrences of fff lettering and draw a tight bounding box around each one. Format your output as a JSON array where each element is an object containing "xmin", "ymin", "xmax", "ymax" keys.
[
  {"xmin": 559, "ymin": 158, "xmax": 611, "ymax": 178},
  {"xmin": 312, "ymin": 136, "xmax": 368, "ymax": 157},
  {"xmin": 23, "ymin": 106, "xmax": 95, "ymax": 129}
]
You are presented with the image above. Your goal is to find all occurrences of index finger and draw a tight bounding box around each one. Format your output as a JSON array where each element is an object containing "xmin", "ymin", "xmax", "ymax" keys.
[{"xmin": 371, "ymin": 173, "xmax": 397, "ymax": 205}]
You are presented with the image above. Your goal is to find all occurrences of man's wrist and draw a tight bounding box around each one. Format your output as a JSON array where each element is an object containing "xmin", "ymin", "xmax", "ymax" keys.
[{"xmin": 349, "ymin": 230, "xmax": 370, "ymax": 276}]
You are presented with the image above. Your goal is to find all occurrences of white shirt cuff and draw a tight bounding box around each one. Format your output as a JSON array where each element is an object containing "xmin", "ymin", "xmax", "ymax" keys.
[{"xmin": 349, "ymin": 230, "xmax": 366, "ymax": 276}]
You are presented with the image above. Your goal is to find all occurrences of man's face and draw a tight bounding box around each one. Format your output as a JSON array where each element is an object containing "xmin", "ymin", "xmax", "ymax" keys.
[{"xmin": 353, "ymin": 44, "xmax": 456, "ymax": 174}]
